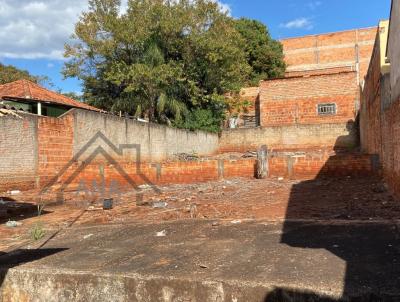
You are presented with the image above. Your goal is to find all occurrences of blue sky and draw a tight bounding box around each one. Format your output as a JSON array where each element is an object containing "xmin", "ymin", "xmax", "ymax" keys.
[{"xmin": 0, "ymin": 0, "xmax": 391, "ymax": 94}]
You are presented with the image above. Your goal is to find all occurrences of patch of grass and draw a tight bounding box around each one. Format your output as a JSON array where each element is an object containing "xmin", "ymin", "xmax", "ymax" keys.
[{"xmin": 30, "ymin": 224, "xmax": 46, "ymax": 241}]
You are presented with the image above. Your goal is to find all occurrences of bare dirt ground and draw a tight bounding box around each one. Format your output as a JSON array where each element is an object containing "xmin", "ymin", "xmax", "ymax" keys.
[{"xmin": 0, "ymin": 175, "xmax": 398, "ymax": 252}]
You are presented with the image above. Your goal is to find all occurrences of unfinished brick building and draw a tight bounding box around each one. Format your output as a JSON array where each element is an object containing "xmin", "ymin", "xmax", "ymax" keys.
[
  {"xmin": 233, "ymin": 27, "xmax": 377, "ymax": 150},
  {"xmin": 259, "ymin": 71, "xmax": 358, "ymax": 128},
  {"xmin": 282, "ymin": 27, "xmax": 377, "ymax": 80}
]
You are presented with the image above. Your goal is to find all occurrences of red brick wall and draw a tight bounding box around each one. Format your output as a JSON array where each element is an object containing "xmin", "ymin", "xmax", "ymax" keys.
[
  {"xmin": 0, "ymin": 112, "xmax": 378, "ymax": 195},
  {"xmin": 360, "ymin": 30, "xmax": 382, "ymax": 155},
  {"xmin": 0, "ymin": 108, "xmax": 376, "ymax": 195},
  {"xmin": 360, "ymin": 25, "xmax": 400, "ymax": 200},
  {"xmin": 259, "ymin": 71, "xmax": 358, "ymax": 127},
  {"xmin": 46, "ymin": 154, "xmax": 375, "ymax": 196},
  {"xmin": 269, "ymin": 153, "xmax": 374, "ymax": 180},
  {"xmin": 0, "ymin": 115, "xmax": 38, "ymax": 192},
  {"xmin": 37, "ymin": 114, "xmax": 74, "ymax": 188},
  {"xmin": 381, "ymin": 101, "xmax": 400, "ymax": 199},
  {"xmin": 31, "ymin": 112, "xmax": 374, "ymax": 191},
  {"xmin": 49, "ymin": 159, "xmax": 257, "ymax": 193},
  {"xmin": 362, "ymin": 88, "xmax": 400, "ymax": 201},
  {"xmin": 281, "ymin": 27, "xmax": 377, "ymax": 81},
  {"xmin": 32, "ymin": 114, "xmax": 257, "ymax": 191}
]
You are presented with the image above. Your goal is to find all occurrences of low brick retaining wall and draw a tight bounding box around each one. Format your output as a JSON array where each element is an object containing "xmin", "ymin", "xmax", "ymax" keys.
[
  {"xmin": 269, "ymin": 153, "xmax": 377, "ymax": 179},
  {"xmin": 31, "ymin": 153, "xmax": 377, "ymax": 198},
  {"xmin": 1, "ymin": 151, "xmax": 378, "ymax": 194}
]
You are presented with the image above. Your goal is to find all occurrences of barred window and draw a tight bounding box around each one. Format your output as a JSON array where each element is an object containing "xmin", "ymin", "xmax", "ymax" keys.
[{"xmin": 317, "ymin": 103, "xmax": 336, "ymax": 115}]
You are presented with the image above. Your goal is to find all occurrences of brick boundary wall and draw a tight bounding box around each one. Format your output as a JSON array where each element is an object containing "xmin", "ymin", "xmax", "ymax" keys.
[
  {"xmin": 361, "ymin": 91, "xmax": 400, "ymax": 201},
  {"xmin": 45, "ymin": 153, "xmax": 376, "ymax": 197},
  {"xmin": 54, "ymin": 159, "xmax": 257, "ymax": 191},
  {"xmin": 0, "ymin": 109, "xmax": 219, "ymax": 192},
  {"xmin": 268, "ymin": 153, "xmax": 376, "ymax": 180},
  {"xmin": 0, "ymin": 109, "xmax": 376, "ymax": 194},
  {"xmin": 37, "ymin": 113, "xmax": 74, "ymax": 188},
  {"xmin": 360, "ymin": 19, "xmax": 400, "ymax": 200},
  {"xmin": 218, "ymin": 123, "xmax": 358, "ymax": 154},
  {"xmin": 382, "ymin": 100, "xmax": 400, "ymax": 199},
  {"xmin": 0, "ymin": 114, "xmax": 38, "ymax": 191},
  {"xmin": 72, "ymin": 109, "xmax": 219, "ymax": 162}
]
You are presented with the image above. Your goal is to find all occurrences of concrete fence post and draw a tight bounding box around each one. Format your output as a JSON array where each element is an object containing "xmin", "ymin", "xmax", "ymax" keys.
[
  {"xmin": 218, "ymin": 159, "xmax": 225, "ymax": 179},
  {"xmin": 256, "ymin": 145, "xmax": 268, "ymax": 179}
]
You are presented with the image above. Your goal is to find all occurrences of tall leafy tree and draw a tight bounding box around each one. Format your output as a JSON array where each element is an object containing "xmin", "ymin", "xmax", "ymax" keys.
[
  {"xmin": 0, "ymin": 63, "xmax": 50, "ymax": 86},
  {"xmin": 63, "ymin": 0, "xmax": 285, "ymax": 131},
  {"xmin": 235, "ymin": 18, "xmax": 286, "ymax": 85}
]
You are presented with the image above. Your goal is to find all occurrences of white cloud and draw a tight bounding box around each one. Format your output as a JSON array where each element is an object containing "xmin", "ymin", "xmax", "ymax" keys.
[
  {"xmin": 307, "ymin": 1, "xmax": 322, "ymax": 10},
  {"xmin": 0, "ymin": 0, "xmax": 230, "ymax": 60},
  {"xmin": 280, "ymin": 18, "xmax": 314, "ymax": 30},
  {"xmin": 216, "ymin": 1, "xmax": 231, "ymax": 15},
  {"xmin": 0, "ymin": 0, "xmax": 89, "ymax": 60}
]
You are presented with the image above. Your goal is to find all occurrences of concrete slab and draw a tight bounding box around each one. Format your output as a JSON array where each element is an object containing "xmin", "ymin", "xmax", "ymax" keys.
[{"xmin": 1, "ymin": 220, "xmax": 400, "ymax": 301}]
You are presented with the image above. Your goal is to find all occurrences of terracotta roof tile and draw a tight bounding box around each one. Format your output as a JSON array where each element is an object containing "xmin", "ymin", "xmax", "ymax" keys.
[{"xmin": 0, "ymin": 79, "xmax": 101, "ymax": 112}]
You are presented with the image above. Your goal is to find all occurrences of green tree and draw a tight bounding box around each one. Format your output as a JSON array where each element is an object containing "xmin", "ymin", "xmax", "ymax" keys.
[
  {"xmin": 63, "ymin": 0, "xmax": 285, "ymax": 132},
  {"xmin": 61, "ymin": 91, "xmax": 84, "ymax": 102},
  {"xmin": 0, "ymin": 63, "xmax": 51, "ymax": 86},
  {"xmin": 234, "ymin": 18, "xmax": 286, "ymax": 85},
  {"xmin": 63, "ymin": 0, "xmax": 250, "ymax": 129}
]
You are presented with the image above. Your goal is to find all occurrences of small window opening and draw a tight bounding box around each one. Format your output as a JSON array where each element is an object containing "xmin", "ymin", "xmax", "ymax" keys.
[{"xmin": 318, "ymin": 103, "xmax": 336, "ymax": 115}]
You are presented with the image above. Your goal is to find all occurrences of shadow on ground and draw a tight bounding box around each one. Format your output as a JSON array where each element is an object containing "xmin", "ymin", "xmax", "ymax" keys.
[
  {"xmin": 265, "ymin": 222, "xmax": 400, "ymax": 301},
  {"xmin": 265, "ymin": 131, "xmax": 400, "ymax": 301},
  {"xmin": 0, "ymin": 249, "xmax": 67, "ymax": 289},
  {"xmin": 0, "ymin": 197, "xmax": 51, "ymax": 224}
]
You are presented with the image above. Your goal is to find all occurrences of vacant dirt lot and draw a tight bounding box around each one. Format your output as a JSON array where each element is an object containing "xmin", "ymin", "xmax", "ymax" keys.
[{"xmin": 0, "ymin": 175, "xmax": 398, "ymax": 252}]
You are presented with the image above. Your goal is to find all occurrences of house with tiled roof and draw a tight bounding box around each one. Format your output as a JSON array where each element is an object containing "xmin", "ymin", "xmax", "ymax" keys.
[{"xmin": 0, "ymin": 79, "xmax": 101, "ymax": 117}]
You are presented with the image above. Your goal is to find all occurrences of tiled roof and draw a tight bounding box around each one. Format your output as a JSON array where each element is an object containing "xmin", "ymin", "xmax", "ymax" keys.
[{"xmin": 0, "ymin": 79, "xmax": 101, "ymax": 112}]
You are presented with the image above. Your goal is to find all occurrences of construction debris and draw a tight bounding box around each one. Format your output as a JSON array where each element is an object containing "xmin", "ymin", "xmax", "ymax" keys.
[
  {"xmin": 5, "ymin": 220, "xmax": 22, "ymax": 228},
  {"xmin": 83, "ymin": 234, "xmax": 94, "ymax": 240},
  {"xmin": 152, "ymin": 201, "xmax": 168, "ymax": 209},
  {"xmin": 103, "ymin": 198, "xmax": 113, "ymax": 210},
  {"xmin": 242, "ymin": 151, "xmax": 257, "ymax": 158},
  {"xmin": 173, "ymin": 153, "xmax": 199, "ymax": 161},
  {"xmin": 156, "ymin": 230, "xmax": 167, "ymax": 237}
]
